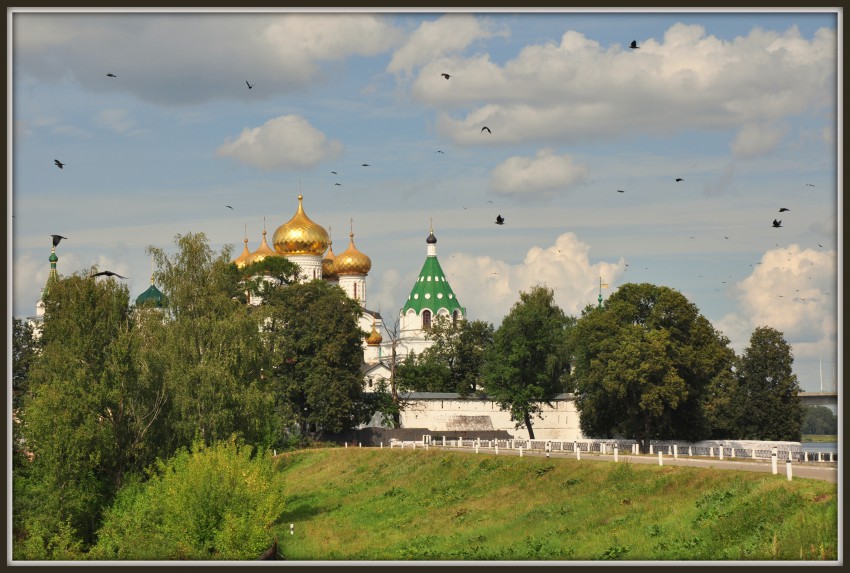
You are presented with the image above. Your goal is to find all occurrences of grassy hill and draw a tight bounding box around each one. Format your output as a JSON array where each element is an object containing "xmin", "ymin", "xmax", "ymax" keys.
[{"xmin": 271, "ymin": 447, "xmax": 837, "ymax": 562}]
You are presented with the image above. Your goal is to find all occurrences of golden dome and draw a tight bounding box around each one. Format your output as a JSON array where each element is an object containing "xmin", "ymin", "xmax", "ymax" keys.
[
  {"xmin": 273, "ymin": 195, "xmax": 329, "ymax": 256},
  {"xmin": 246, "ymin": 229, "xmax": 278, "ymax": 265},
  {"xmin": 322, "ymin": 231, "xmax": 338, "ymax": 280},
  {"xmin": 366, "ymin": 322, "xmax": 383, "ymax": 346},
  {"xmin": 334, "ymin": 230, "xmax": 371, "ymax": 276},
  {"xmin": 232, "ymin": 236, "xmax": 252, "ymax": 268}
]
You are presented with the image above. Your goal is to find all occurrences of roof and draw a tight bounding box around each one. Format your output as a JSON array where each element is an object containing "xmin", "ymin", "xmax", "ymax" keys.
[
  {"xmin": 135, "ymin": 284, "xmax": 167, "ymax": 308},
  {"xmin": 401, "ymin": 254, "xmax": 464, "ymax": 316}
]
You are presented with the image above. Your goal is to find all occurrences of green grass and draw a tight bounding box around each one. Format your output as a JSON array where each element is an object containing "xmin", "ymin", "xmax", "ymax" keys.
[
  {"xmin": 271, "ymin": 448, "xmax": 838, "ymax": 562},
  {"xmin": 801, "ymin": 434, "xmax": 837, "ymax": 443}
]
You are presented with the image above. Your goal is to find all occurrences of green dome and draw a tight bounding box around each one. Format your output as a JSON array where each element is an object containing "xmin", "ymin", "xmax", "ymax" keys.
[
  {"xmin": 49, "ymin": 251, "xmax": 58, "ymax": 263},
  {"xmin": 136, "ymin": 283, "xmax": 167, "ymax": 308}
]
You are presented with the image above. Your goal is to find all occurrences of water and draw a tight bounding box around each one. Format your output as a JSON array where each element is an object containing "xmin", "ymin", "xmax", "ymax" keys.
[{"xmin": 801, "ymin": 442, "xmax": 837, "ymax": 453}]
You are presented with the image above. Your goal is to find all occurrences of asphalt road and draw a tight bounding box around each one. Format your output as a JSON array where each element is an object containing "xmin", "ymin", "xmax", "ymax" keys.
[{"xmin": 422, "ymin": 445, "xmax": 839, "ymax": 484}]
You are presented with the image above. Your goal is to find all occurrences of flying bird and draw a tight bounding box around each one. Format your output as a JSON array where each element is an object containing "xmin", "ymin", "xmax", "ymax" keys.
[
  {"xmin": 334, "ymin": 183, "xmax": 342, "ymax": 186},
  {"xmin": 772, "ymin": 219, "xmax": 782, "ymax": 228},
  {"xmin": 91, "ymin": 270, "xmax": 127, "ymax": 279},
  {"xmin": 106, "ymin": 73, "xmax": 117, "ymax": 77},
  {"xmin": 246, "ymin": 81, "xmax": 254, "ymax": 89},
  {"xmin": 361, "ymin": 163, "xmax": 370, "ymax": 167},
  {"xmin": 495, "ymin": 215, "xmax": 504, "ymax": 225},
  {"xmin": 629, "ymin": 40, "xmax": 640, "ymax": 49},
  {"xmin": 818, "ymin": 244, "xmax": 823, "ymax": 248},
  {"xmin": 441, "ymin": 73, "xmax": 451, "ymax": 80},
  {"xmin": 806, "ymin": 183, "xmax": 815, "ymax": 187},
  {"xmin": 226, "ymin": 205, "xmax": 234, "ymax": 210},
  {"xmin": 331, "ymin": 171, "xmax": 338, "ymax": 175},
  {"xmin": 778, "ymin": 207, "xmax": 790, "ymax": 212},
  {"xmin": 436, "ymin": 150, "xmax": 445, "ymax": 154},
  {"xmin": 481, "ymin": 126, "xmax": 491, "ymax": 134},
  {"xmin": 51, "ymin": 234, "xmax": 67, "ymax": 247},
  {"xmin": 675, "ymin": 178, "xmax": 683, "ymax": 182},
  {"xmin": 617, "ymin": 189, "xmax": 625, "ymax": 193},
  {"xmin": 54, "ymin": 159, "xmax": 65, "ymax": 169}
]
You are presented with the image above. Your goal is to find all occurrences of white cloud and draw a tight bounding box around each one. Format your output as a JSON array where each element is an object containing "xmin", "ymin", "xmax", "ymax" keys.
[
  {"xmin": 489, "ymin": 149, "xmax": 589, "ymax": 200},
  {"xmin": 424, "ymin": 23, "xmax": 834, "ymax": 146},
  {"xmin": 387, "ymin": 14, "xmax": 507, "ymax": 76},
  {"xmin": 730, "ymin": 122, "xmax": 786, "ymax": 159},
  {"xmin": 216, "ymin": 115, "xmax": 343, "ymax": 170},
  {"xmin": 716, "ymin": 244, "xmax": 836, "ymax": 356},
  {"xmin": 440, "ymin": 232, "xmax": 624, "ymax": 326},
  {"xmin": 14, "ymin": 13, "xmax": 404, "ymax": 106}
]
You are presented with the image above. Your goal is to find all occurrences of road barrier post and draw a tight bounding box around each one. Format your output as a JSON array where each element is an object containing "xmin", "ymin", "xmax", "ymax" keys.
[
  {"xmin": 771, "ymin": 447, "xmax": 778, "ymax": 474},
  {"xmin": 786, "ymin": 460, "xmax": 792, "ymax": 481},
  {"xmin": 658, "ymin": 451, "xmax": 663, "ymax": 466},
  {"xmin": 614, "ymin": 444, "xmax": 619, "ymax": 463}
]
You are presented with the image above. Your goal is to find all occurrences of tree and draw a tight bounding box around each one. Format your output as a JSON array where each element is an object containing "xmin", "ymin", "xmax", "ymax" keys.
[
  {"xmin": 735, "ymin": 326, "xmax": 803, "ymax": 441},
  {"xmin": 481, "ymin": 285, "xmax": 573, "ymax": 439},
  {"xmin": 15, "ymin": 271, "xmax": 141, "ymax": 554},
  {"xmin": 801, "ymin": 405, "xmax": 837, "ymax": 435},
  {"xmin": 571, "ymin": 283, "xmax": 737, "ymax": 452},
  {"xmin": 260, "ymin": 279, "xmax": 370, "ymax": 437},
  {"xmin": 399, "ymin": 316, "xmax": 494, "ymax": 396},
  {"xmin": 12, "ymin": 318, "xmax": 39, "ymax": 412},
  {"xmin": 147, "ymin": 233, "xmax": 279, "ymax": 451}
]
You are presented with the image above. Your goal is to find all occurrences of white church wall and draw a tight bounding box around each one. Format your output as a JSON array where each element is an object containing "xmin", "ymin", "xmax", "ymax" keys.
[{"xmin": 391, "ymin": 394, "xmax": 584, "ymax": 441}]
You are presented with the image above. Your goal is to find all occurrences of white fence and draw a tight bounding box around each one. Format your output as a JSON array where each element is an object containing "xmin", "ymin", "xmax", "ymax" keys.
[{"xmin": 386, "ymin": 436, "xmax": 837, "ymax": 463}]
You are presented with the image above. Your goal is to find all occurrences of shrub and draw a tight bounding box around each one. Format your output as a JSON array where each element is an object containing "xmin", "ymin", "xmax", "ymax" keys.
[{"xmin": 89, "ymin": 436, "xmax": 285, "ymax": 560}]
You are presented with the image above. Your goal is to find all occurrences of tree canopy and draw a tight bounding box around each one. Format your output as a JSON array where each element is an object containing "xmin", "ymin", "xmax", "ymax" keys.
[
  {"xmin": 480, "ymin": 285, "xmax": 573, "ymax": 439},
  {"xmin": 571, "ymin": 283, "xmax": 737, "ymax": 452}
]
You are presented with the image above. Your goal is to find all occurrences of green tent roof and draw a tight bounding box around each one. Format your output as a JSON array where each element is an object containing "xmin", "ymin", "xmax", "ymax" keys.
[{"xmin": 401, "ymin": 253, "xmax": 464, "ymax": 316}]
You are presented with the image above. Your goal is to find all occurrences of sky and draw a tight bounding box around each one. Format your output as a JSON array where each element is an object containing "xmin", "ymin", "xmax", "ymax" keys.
[{"xmin": 8, "ymin": 8, "xmax": 841, "ymax": 394}]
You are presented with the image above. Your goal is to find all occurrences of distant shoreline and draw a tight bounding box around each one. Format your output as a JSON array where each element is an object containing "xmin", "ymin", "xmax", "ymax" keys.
[{"xmin": 802, "ymin": 434, "xmax": 838, "ymax": 443}]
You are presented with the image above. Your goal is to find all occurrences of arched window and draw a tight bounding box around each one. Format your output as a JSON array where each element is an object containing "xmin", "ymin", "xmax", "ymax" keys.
[
  {"xmin": 422, "ymin": 309, "xmax": 432, "ymax": 330},
  {"xmin": 453, "ymin": 310, "xmax": 461, "ymax": 327}
]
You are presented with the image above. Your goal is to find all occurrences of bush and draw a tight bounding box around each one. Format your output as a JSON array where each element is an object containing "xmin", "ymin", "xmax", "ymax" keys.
[{"xmin": 89, "ymin": 436, "xmax": 286, "ymax": 560}]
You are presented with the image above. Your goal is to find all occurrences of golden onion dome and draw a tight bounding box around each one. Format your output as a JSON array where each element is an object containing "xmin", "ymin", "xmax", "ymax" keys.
[
  {"xmin": 232, "ymin": 236, "xmax": 253, "ymax": 268},
  {"xmin": 365, "ymin": 323, "xmax": 383, "ymax": 346},
  {"xmin": 334, "ymin": 231, "xmax": 371, "ymax": 276},
  {"xmin": 322, "ymin": 233, "xmax": 338, "ymax": 280},
  {"xmin": 246, "ymin": 229, "xmax": 278, "ymax": 265},
  {"xmin": 273, "ymin": 195, "xmax": 329, "ymax": 256}
]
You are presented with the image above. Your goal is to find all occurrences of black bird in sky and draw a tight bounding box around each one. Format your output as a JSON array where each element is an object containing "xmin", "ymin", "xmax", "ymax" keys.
[
  {"xmin": 779, "ymin": 207, "xmax": 790, "ymax": 212},
  {"xmin": 495, "ymin": 215, "xmax": 504, "ymax": 225},
  {"xmin": 246, "ymin": 81, "xmax": 255, "ymax": 89},
  {"xmin": 91, "ymin": 270, "xmax": 127, "ymax": 279},
  {"xmin": 481, "ymin": 126, "xmax": 491, "ymax": 134},
  {"xmin": 629, "ymin": 40, "xmax": 640, "ymax": 49},
  {"xmin": 818, "ymin": 244, "xmax": 823, "ymax": 248},
  {"xmin": 806, "ymin": 183, "xmax": 815, "ymax": 187},
  {"xmin": 331, "ymin": 171, "xmax": 337, "ymax": 174},
  {"xmin": 675, "ymin": 178, "xmax": 683, "ymax": 182},
  {"xmin": 106, "ymin": 73, "xmax": 117, "ymax": 77},
  {"xmin": 617, "ymin": 189, "xmax": 625, "ymax": 193},
  {"xmin": 334, "ymin": 183, "xmax": 342, "ymax": 186},
  {"xmin": 441, "ymin": 73, "xmax": 451, "ymax": 80},
  {"xmin": 51, "ymin": 234, "xmax": 67, "ymax": 247},
  {"xmin": 226, "ymin": 205, "xmax": 234, "ymax": 210},
  {"xmin": 436, "ymin": 150, "xmax": 445, "ymax": 154},
  {"xmin": 54, "ymin": 159, "xmax": 65, "ymax": 169},
  {"xmin": 772, "ymin": 219, "xmax": 782, "ymax": 228},
  {"xmin": 361, "ymin": 163, "xmax": 370, "ymax": 167}
]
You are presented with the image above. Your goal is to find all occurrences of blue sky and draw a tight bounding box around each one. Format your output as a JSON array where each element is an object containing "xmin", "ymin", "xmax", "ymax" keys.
[{"xmin": 9, "ymin": 8, "xmax": 840, "ymax": 393}]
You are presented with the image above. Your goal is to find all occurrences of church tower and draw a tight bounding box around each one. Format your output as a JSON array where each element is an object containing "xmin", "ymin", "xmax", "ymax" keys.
[
  {"xmin": 398, "ymin": 224, "xmax": 465, "ymax": 356},
  {"xmin": 273, "ymin": 195, "xmax": 329, "ymax": 282}
]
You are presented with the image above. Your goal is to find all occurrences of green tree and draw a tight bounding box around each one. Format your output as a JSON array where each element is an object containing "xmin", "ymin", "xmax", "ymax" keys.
[
  {"xmin": 147, "ymin": 233, "xmax": 279, "ymax": 451},
  {"xmin": 735, "ymin": 326, "xmax": 803, "ymax": 441},
  {"xmin": 89, "ymin": 437, "xmax": 286, "ymax": 560},
  {"xmin": 15, "ymin": 272, "xmax": 139, "ymax": 555},
  {"xmin": 481, "ymin": 285, "xmax": 573, "ymax": 439},
  {"xmin": 12, "ymin": 318, "xmax": 39, "ymax": 412},
  {"xmin": 571, "ymin": 283, "xmax": 736, "ymax": 452},
  {"xmin": 801, "ymin": 405, "xmax": 837, "ymax": 435},
  {"xmin": 401, "ymin": 316, "xmax": 494, "ymax": 395},
  {"xmin": 261, "ymin": 279, "xmax": 369, "ymax": 437}
]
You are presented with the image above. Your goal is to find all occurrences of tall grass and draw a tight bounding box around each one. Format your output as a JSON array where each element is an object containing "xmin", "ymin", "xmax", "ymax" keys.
[{"xmin": 272, "ymin": 448, "xmax": 838, "ymax": 561}]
